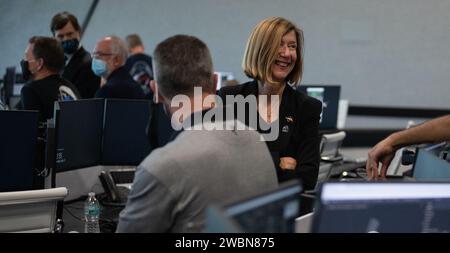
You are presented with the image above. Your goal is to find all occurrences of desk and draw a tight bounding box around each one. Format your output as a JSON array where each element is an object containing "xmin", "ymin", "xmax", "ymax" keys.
[{"xmin": 62, "ymin": 197, "xmax": 124, "ymax": 233}]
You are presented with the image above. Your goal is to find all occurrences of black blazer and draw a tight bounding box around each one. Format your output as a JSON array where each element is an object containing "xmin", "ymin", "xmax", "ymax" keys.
[
  {"xmin": 63, "ymin": 46, "xmax": 100, "ymax": 99},
  {"xmin": 219, "ymin": 80, "xmax": 322, "ymax": 190},
  {"xmin": 20, "ymin": 74, "xmax": 80, "ymax": 122},
  {"xmin": 95, "ymin": 66, "xmax": 145, "ymax": 99}
]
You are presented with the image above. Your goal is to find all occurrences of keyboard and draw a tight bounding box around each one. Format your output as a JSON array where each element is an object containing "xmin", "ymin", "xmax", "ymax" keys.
[
  {"xmin": 330, "ymin": 161, "xmax": 367, "ymax": 176},
  {"xmin": 110, "ymin": 170, "xmax": 136, "ymax": 184}
]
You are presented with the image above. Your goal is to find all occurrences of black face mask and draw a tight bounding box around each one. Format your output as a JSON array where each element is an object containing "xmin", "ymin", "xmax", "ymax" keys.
[
  {"xmin": 20, "ymin": 60, "xmax": 32, "ymax": 81},
  {"xmin": 61, "ymin": 39, "xmax": 79, "ymax": 55}
]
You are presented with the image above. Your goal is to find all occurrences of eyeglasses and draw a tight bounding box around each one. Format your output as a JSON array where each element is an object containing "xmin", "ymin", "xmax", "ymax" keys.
[{"xmin": 91, "ymin": 52, "xmax": 116, "ymax": 58}]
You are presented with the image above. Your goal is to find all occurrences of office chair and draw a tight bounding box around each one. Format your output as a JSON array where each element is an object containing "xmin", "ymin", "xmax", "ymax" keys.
[
  {"xmin": 0, "ymin": 187, "xmax": 68, "ymax": 233},
  {"xmin": 320, "ymin": 131, "xmax": 346, "ymax": 162},
  {"xmin": 295, "ymin": 212, "xmax": 314, "ymax": 233},
  {"xmin": 317, "ymin": 131, "xmax": 346, "ymax": 183},
  {"xmin": 309, "ymin": 131, "xmax": 347, "ymax": 194}
]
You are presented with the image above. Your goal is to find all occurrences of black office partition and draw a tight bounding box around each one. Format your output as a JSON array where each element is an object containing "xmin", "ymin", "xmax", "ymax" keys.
[
  {"xmin": 0, "ymin": 110, "xmax": 39, "ymax": 191},
  {"xmin": 54, "ymin": 99, "xmax": 104, "ymax": 172},
  {"xmin": 101, "ymin": 99, "xmax": 152, "ymax": 165}
]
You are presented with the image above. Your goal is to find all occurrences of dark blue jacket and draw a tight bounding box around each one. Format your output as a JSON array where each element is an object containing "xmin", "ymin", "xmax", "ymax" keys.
[{"xmin": 95, "ymin": 66, "xmax": 145, "ymax": 99}]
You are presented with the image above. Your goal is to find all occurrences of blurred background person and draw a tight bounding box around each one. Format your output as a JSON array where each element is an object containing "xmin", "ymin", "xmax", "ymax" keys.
[
  {"xmin": 20, "ymin": 36, "xmax": 79, "ymax": 122},
  {"xmin": 51, "ymin": 11, "xmax": 100, "ymax": 98},
  {"xmin": 92, "ymin": 35, "xmax": 145, "ymax": 99},
  {"xmin": 125, "ymin": 34, "xmax": 154, "ymax": 97},
  {"xmin": 219, "ymin": 17, "xmax": 322, "ymax": 191},
  {"xmin": 20, "ymin": 36, "xmax": 79, "ymax": 189},
  {"xmin": 367, "ymin": 115, "xmax": 450, "ymax": 180}
]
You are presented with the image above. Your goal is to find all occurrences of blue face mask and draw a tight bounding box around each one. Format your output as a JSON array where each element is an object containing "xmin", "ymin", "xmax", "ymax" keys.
[
  {"xmin": 91, "ymin": 58, "xmax": 108, "ymax": 77},
  {"xmin": 61, "ymin": 39, "xmax": 79, "ymax": 55}
]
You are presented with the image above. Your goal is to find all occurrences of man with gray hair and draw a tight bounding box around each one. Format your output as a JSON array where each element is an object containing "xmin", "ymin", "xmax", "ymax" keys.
[
  {"xmin": 92, "ymin": 35, "xmax": 145, "ymax": 99},
  {"xmin": 117, "ymin": 35, "xmax": 278, "ymax": 233}
]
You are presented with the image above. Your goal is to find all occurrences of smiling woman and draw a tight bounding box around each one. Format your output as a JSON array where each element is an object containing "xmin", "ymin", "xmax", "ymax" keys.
[{"xmin": 219, "ymin": 17, "xmax": 322, "ymax": 190}]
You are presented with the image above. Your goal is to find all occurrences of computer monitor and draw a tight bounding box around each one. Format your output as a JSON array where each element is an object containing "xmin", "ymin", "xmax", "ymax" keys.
[
  {"xmin": 214, "ymin": 71, "xmax": 234, "ymax": 90},
  {"xmin": 423, "ymin": 142, "xmax": 448, "ymax": 156},
  {"xmin": 1, "ymin": 67, "xmax": 25, "ymax": 109},
  {"xmin": 101, "ymin": 99, "xmax": 152, "ymax": 165},
  {"xmin": 54, "ymin": 99, "xmax": 104, "ymax": 172},
  {"xmin": 221, "ymin": 180, "xmax": 302, "ymax": 233},
  {"xmin": 0, "ymin": 110, "xmax": 39, "ymax": 191},
  {"xmin": 297, "ymin": 85, "xmax": 341, "ymax": 130},
  {"xmin": 149, "ymin": 103, "xmax": 175, "ymax": 149},
  {"xmin": 412, "ymin": 146, "xmax": 450, "ymax": 180},
  {"xmin": 312, "ymin": 181, "xmax": 450, "ymax": 233},
  {"xmin": 1, "ymin": 67, "xmax": 15, "ymax": 107}
]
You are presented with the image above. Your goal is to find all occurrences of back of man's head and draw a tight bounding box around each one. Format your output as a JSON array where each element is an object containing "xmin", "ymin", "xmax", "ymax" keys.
[
  {"xmin": 29, "ymin": 36, "xmax": 65, "ymax": 73},
  {"xmin": 153, "ymin": 35, "xmax": 214, "ymax": 100},
  {"xmin": 50, "ymin": 11, "xmax": 81, "ymax": 35},
  {"xmin": 125, "ymin": 34, "xmax": 143, "ymax": 51}
]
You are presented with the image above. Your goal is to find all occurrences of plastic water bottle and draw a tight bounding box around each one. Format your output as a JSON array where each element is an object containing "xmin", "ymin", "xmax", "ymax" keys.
[{"xmin": 84, "ymin": 192, "xmax": 100, "ymax": 233}]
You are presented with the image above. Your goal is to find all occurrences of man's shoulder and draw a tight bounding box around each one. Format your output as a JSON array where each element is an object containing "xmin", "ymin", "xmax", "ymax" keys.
[
  {"xmin": 20, "ymin": 82, "xmax": 36, "ymax": 95},
  {"xmin": 138, "ymin": 145, "xmax": 181, "ymax": 180},
  {"xmin": 66, "ymin": 47, "xmax": 90, "ymax": 67},
  {"xmin": 74, "ymin": 47, "xmax": 92, "ymax": 62},
  {"xmin": 95, "ymin": 85, "xmax": 111, "ymax": 98},
  {"xmin": 128, "ymin": 53, "xmax": 152, "ymax": 63},
  {"xmin": 219, "ymin": 80, "xmax": 256, "ymax": 97}
]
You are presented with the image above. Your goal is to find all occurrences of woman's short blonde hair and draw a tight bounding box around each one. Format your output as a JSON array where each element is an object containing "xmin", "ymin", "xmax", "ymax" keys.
[{"xmin": 242, "ymin": 17, "xmax": 304, "ymax": 86}]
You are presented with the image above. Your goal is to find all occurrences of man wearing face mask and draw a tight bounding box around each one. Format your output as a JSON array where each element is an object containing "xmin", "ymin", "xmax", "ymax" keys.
[
  {"xmin": 51, "ymin": 11, "xmax": 100, "ymax": 98},
  {"xmin": 92, "ymin": 35, "xmax": 145, "ymax": 99},
  {"xmin": 20, "ymin": 36, "xmax": 80, "ymax": 122},
  {"xmin": 20, "ymin": 36, "xmax": 79, "ymax": 189}
]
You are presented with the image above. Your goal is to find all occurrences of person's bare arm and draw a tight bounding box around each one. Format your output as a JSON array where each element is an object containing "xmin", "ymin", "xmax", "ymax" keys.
[{"xmin": 366, "ymin": 115, "xmax": 450, "ymax": 180}]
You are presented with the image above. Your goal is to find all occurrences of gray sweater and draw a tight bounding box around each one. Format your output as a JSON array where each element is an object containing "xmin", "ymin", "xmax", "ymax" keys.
[{"xmin": 117, "ymin": 120, "xmax": 278, "ymax": 232}]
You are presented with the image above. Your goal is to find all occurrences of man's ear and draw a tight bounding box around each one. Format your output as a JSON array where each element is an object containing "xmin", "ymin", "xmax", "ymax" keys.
[
  {"xmin": 36, "ymin": 58, "xmax": 45, "ymax": 71},
  {"xmin": 113, "ymin": 55, "xmax": 121, "ymax": 67},
  {"xmin": 150, "ymin": 80, "xmax": 164, "ymax": 104}
]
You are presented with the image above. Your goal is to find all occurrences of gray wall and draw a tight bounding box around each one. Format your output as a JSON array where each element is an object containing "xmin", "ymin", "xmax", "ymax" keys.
[{"xmin": 2, "ymin": 0, "xmax": 450, "ymax": 109}]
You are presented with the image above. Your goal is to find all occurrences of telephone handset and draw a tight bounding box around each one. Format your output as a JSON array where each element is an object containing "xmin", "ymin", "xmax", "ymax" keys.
[{"xmin": 99, "ymin": 171, "xmax": 121, "ymax": 204}]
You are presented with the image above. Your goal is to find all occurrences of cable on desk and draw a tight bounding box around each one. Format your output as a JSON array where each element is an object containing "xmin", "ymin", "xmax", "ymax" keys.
[
  {"xmin": 64, "ymin": 205, "xmax": 118, "ymax": 233},
  {"xmin": 64, "ymin": 195, "xmax": 88, "ymax": 205},
  {"xmin": 64, "ymin": 206, "xmax": 83, "ymax": 221}
]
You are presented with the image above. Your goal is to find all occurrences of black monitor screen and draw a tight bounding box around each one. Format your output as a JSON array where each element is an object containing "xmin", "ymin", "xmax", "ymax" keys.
[
  {"xmin": 297, "ymin": 85, "xmax": 340, "ymax": 130},
  {"xmin": 412, "ymin": 147, "xmax": 450, "ymax": 180},
  {"xmin": 0, "ymin": 110, "xmax": 39, "ymax": 191},
  {"xmin": 2, "ymin": 67, "xmax": 15, "ymax": 106},
  {"xmin": 101, "ymin": 99, "xmax": 151, "ymax": 165},
  {"xmin": 55, "ymin": 99, "xmax": 104, "ymax": 172},
  {"xmin": 312, "ymin": 182, "xmax": 450, "ymax": 233},
  {"xmin": 222, "ymin": 180, "xmax": 302, "ymax": 232}
]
